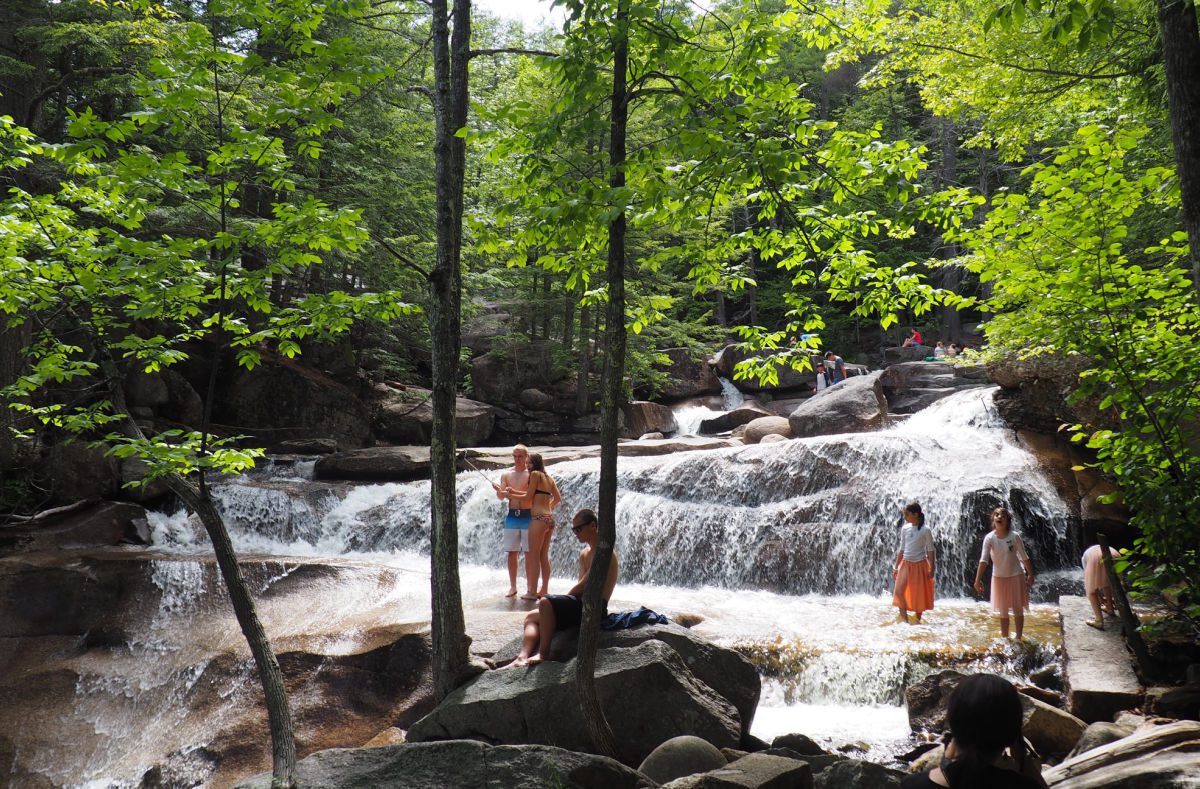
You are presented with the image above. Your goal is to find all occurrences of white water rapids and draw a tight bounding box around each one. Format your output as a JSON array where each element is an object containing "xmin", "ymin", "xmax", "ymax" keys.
[{"xmin": 130, "ymin": 387, "xmax": 1076, "ymax": 766}]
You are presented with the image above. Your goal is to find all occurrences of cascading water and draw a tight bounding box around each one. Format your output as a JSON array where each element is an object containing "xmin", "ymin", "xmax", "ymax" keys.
[
  {"xmin": 671, "ymin": 375, "xmax": 746, "ymax": 435},
  {"xmin": 57, "ymin": 384, "xmax": 1076, "ymax": 784}
]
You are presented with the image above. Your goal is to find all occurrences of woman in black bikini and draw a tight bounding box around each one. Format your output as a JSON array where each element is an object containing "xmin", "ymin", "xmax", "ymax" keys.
[{"xmin": 522, "ymin": 452, "xmax": 561, "ymax": 599}]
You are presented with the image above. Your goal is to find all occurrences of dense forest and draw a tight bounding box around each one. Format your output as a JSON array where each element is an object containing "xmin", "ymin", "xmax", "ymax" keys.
[{"xmin": 2, "ymin": 0, "xmax": 1199, "ymax": 781}]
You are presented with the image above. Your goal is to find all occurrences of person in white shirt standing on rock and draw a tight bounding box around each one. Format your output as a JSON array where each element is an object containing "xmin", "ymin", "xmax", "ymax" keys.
[{"xmin": 974, "ymin": 506, "xmax": 1036, "ymax": 640}]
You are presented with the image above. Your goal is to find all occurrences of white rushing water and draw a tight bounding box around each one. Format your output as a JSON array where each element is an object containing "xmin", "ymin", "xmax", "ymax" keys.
[{"xmin": 129, "ymin": 386, "xmax": 1076, "ymax": 761}]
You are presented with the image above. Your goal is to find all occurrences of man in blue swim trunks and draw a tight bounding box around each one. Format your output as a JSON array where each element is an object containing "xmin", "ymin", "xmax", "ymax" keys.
[
  {"xmin": 505, "ymin": 509, "xmax": 620, "ymax": 667},
  {"xmin": 494, "ymin": 444, "xmax": 533, "ymax": 598}
]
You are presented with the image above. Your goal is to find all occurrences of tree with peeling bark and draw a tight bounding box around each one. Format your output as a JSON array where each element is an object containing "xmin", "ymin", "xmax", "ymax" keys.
[{"xmin": 0, "ymin": 2, "xmax": 409, "ymax": 784}]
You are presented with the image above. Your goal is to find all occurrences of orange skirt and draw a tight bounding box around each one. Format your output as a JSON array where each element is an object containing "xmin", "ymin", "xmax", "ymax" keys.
[
  {"xmin": 991, "ymin": 574, "xmax": 1029, "ymax": 615},
  {"xmin": 893, "ymin": 559, "xmax": 935, "ymax": 614}
]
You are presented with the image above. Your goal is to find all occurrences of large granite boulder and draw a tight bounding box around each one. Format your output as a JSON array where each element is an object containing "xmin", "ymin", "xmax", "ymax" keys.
[
  {"xmin": 742, "ymin": 416, "xmax": 794, "ymax": 444},
  {"xmin": 812, "ymin": 758, "xmax": 904, "ymax": 789},
  {"xmin": 699, "ymin": 403, "xmax": 775, "ymax": 435},
  {"xmin": 487, "ymin": 623, "xmax": 761, "ymax": 732},
  {"xmin": 877, "ymin": 362, "xmax": 989, "ymax": 415},
  {"xmin": 1067, "ymin": 721, "xmax": 1135, "ymax": 759},
  {"xmin": 409, "ymin": 639, "xmax": 745, "ymax": 765},
  {"xmin": 1019, "ymin": 435, "xmax": 1129, "ymax": 538},
  {"xmin": 788, "ymin": 372, "xmax": 888, "ymax": 438},
  {"xmin": 987, "ymin": 353, "xmax": 1111, "ymax": 436},
  {"xmin": 1042, "ymin": 719, "xmax": 1200, "ymax": 787},
  {"xmin": 0, "ymin": 501, "xmax": 148, "ymax": 555},
  {"xmin": 221, "ymin": 359, "xmax": 373, "ymax": 448},
  {"xmin": 372, "ymin": 384, "xmax": 495, "ymax": 447},
  {"xmin": 237, "ymin": 740, "xmax": 649, "ymax": 789},
  {"xmin": 709, "ymin": 345, "xmax": 816, "ymax": 393},
  {"xmin": 44, "ymin": 440, "xmax": 120, "ymax": 502},
  {"xmin": 882, "ymin": 346, "xmax": 931, "ymax": 365},
  {"xmin": 314, "ymin": 446, "xmax": 430, "ymax": 481},
  {"xmin": 622, "ymin": 401, "xmax": 679, "ymax": 437},
  {"xmin": 660, "ymin": 348, "xmax": 722, "ymax": 400},
  {"xmin": 905, "ymin": 670, "xmax": 965, "ymax": 734}
]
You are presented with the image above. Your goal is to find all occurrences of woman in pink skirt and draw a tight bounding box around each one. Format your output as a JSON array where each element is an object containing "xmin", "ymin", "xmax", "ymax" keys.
[
  {"xmin": 892, "ymin": 501, "xmax": 935, "ymax": 624},
  {"xmin": 974, "ymin": 506, "xmax": 1035, "ymax": 639},
  {"xmin": 1081, "ymin": 544, "xmax": 1120, "ymax": 630}
]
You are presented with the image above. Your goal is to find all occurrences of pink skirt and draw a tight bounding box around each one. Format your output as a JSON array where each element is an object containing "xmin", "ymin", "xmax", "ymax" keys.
[
  {"xmin": 893, "ymin": 559, "xmax": 935, "ymax": 614},
  {"xmin": 991, "ymin": 574, "xmax": 1029, "ymax": 615},
  {"xmin": 1082, "ymin": 547, "xmax": 1113, "ymax": 595}
]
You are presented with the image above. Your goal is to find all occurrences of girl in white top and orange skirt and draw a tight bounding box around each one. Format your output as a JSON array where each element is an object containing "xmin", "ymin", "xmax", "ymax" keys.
[
  {"xmin": 893, "ymin": 501, "xmax": 935, "ymax": 624},
  {"xmin": 974, "ymin": 506, "xmax": 1035, "ymax": 640}
]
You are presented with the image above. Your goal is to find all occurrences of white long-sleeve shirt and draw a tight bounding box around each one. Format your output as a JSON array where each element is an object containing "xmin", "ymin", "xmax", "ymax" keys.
[{"xmin": 898, "ymin": 524, "xmax": 934, "ymax": 562}]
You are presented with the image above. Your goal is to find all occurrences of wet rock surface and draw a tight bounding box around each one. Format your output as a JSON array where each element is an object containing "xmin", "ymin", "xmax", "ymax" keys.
[
  {"xmin": 409, "ymin": 637, "xmax": 746, "ymax": 766},
  {"xmin": 787, "ymin": 372, "xmax": 889, "ymax": 437},
  {"xmin": 237, "ymin": 740, "xmax": 651, "ymax": 789},
  {"xmin": 1059, "ymin": 596, "xmax": 1142, "ymax": 723}
]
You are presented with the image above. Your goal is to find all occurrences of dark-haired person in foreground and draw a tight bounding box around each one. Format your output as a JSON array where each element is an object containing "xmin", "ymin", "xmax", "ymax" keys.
[
  {"xmin": 506, "ymin": 509, "xmax": 619, "ymax": 667},
  {"xmin": 901, "ymin": 673, "xmax": 1048, "ymax": 789}
]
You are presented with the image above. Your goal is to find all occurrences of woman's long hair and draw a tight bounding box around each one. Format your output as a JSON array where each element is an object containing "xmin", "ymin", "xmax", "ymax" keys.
[{"xmin": 905, "ymin": 501, "xmax": 925, "ymax": 529}]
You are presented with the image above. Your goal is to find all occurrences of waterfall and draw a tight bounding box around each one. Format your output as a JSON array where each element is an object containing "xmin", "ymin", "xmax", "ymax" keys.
[
  {"xmin": 719, "ymin": 375, "xmax": 745, "ymax": 410},
  {"xmin": 152, "ymin": 387, "xmax": 1076, "ymax": 598}
]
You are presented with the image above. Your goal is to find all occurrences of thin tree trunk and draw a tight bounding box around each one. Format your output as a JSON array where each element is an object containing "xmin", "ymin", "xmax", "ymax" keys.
[
  {"xmin": 937, "ymin": 116, "xmax": 963, "ymax": 342},
  {"xmin": 1157, "ymin": 0, "xmax": 1200, "ymax": 292},
  {"xmin": 563, "ymin": 288, "xmax": 576, "ymax": 353},
  {"xmin": 575, "ymin": 301, "xmax": 592, "ymax": 415},
  {"xmin": 103, "ymin": 360, "xmax": 297, "ymax": 786},
  {"xmin": 1097, "ymin": 533, "xmax": 1160, "ymax": 679},
  {"xmin": 575, "ymin": 0, "xmax": 625, "ymax": 761},
  {"xmin": 429, "ymin": 0, "xmax": 473, "ymax": 701},
  {"xmin": 0, "ymin": 324, "xmax": 31, "ymax": 470}
]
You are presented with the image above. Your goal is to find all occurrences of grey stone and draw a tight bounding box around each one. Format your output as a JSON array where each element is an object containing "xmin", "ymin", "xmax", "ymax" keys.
[
  {"xmin": 518, "ymin": 387, "xmax": 557, "ymax": 411},
  {"xmin": 639, "ymin": 735, "xmax": 728, "ymax": 785},
  {"xmin": 811, "ymin": 759, "xmax": 904, "ymax": 789},
  {"xmin": 700, "ymin": 404, "xmax": 774, "ymax": 434},
  {"xmin": 0, "ymin": 501, "xmax": 148, "ymax": 555},
  {"xmin": 126, "ymin": 369, "xmax": 170, "ymax": 408},
  {"xmin": 1021, "ymin": 692, "xmax": 1088, "ymax": 758},
  {"xmin": 274, "ymin": 437, "xmax": 338, "ymax": 454},
  {"xmin": 787, "ymin": 372, "xmax": 888, "ymax": 438},
  {"xmin": 770, "ymin": 733, "xmax": 824, "ymax": 756},
  {"xmin": 622, "ymin": 401, "xmax": 679, "ymax": 437},
  {"xmin": 236, "ymin": 740, "xmax": 649, "ymax": 789},
  {"xmin": 742, "ymin": 416, "xmax": 794, "ymax": 444},
  {"xmin": 663, "ymin": 752, "xmax": 813, "ymax": 788},
  {"xmin": 660, "ymin": 347, "xmax": 722, "ymax": 400},
  {"xmin": 905, "ymin": 670, "xmax": 966, "ymax": 734},
  {"xmin": 758, "ymin": 433, "xmax": 788, "ymax": 444},
  {"xmin": 639, "ymin": 432, "xmax": 666, "ymax": 440},
  {"xmin": 314, "ymin": 446, "xmax": 431, "ymax": 481},
  {"xmin": 408, "ymin": 640, "xmax": 743, "ymax": 766},
  {"xmin": 1059, "ymin": 596, "xmax": 1141, "ymax": 723},
  {"xmin": 489, "ymin": 623, "xmax": 761, "ymax": 736},
  {"xmin": 1067, "ymin": 721, "xmax": 1135, "ymax": 759},
  {"xmin": 374, "ymin": 384, "xmax": 495, "ymax": 447}
]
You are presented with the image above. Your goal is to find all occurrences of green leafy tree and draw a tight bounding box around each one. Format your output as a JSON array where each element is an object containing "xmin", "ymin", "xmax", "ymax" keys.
[
  {"xmin": 1, "ymin": 2, "xmax": 411, "ymax": 783},
  {"xmin": 957, "ymin": 123, "xmax": 1200, "ymax": 640}
]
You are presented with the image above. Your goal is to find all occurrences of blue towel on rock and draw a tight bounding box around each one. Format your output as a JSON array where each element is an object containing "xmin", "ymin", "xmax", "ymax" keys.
[{"xmin": 601, "ymin": 606, "xmax": 670, "ymax": 631}]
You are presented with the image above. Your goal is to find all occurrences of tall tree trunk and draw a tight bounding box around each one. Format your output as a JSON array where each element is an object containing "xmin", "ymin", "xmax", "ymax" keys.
[
  {"xmin": 102, "ymin": 360, "xmax": 297, "ymax": 786},
  {"xmin": 575, "ymin": 301, "xmax": 593, "ymax": 415},
  {"xmin": 0, "ymin": 324, "xmax": 32, "ymax": 470},
  {"xmin": 563, "ymin": 288, "xmax": 577, "ymax": 353},
  {"xmin": 429, "ymin": 0, "xmax": 473, "ymax": 701},
  {"xmin": 575, "ymin": 0, "xmax": 625, "ymax": 761},
  {"xmin": 1157, "ymin": 0, "xmax": 1200, "ymax": 291},
  {"xmin": 937, "ymin": 116, "xmax": 963, "ymax": 342}
]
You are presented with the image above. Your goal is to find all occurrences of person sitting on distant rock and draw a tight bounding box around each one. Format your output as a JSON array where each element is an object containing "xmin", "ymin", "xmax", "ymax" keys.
[
  {"xmin": 902, "ymin": 671, "xmax": 1046, "ymax": 786},
  {"xmin": 901, "ymin": 673, "xmax": 1048, "ymax": 788},
  {"xmin": 946, "ymin": 343, "xmax": 959, "ymax": 357},
  {"xmin": 1081, "ymin": 543, "xmax": 1120, "ymax": 630},
  {"xmin": 823, "ymin": 351, "xmax": 846, "ymax": 384},
  {"xmin": 933, "ymin": 341, "xmax": 947, "ymax": 358},
  {"xmin": 902, "ymin": 328, "xmax": 923, "ymax": 347},
  {"xmin": 505, "ymin": 509, "xmax": 619, "ymax": 667}
]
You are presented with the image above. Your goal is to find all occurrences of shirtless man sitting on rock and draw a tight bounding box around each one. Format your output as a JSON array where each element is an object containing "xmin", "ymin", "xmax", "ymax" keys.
[{"xmin": 506, "ymin": 509, "xmax": 618, "ymax": 667}]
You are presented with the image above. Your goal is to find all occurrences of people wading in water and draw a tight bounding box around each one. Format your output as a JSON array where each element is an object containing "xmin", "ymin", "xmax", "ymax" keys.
[
  {"xmin": 494, "ymin": 444, "xmax": 533, "ymax": 598},
  {"xmin": 505, "ymin": 451, "xmax": 561, "ymax": 600},
  {"xmin": 892, "ymin": 501, "xmax": 935, "ymax": 624},
  {"xmin": 974, "ymin": 506, "xmax": 1035, "ymax": 640}
]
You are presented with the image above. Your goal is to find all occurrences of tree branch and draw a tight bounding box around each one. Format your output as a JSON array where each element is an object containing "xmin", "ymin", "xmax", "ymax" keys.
[{"xmin": 468, "ymin": 47, "xmax": 559, "ymax": 59}]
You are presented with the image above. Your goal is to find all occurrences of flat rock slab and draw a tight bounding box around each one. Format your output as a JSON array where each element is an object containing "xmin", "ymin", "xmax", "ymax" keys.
[{"xmin": 1059, "ymin": 596, "xmax": 1141, "ymax": 723}]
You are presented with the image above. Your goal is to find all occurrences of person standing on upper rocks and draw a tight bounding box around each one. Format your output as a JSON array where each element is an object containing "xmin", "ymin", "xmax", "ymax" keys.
[
  {"xmin": 494, "ymin": 444, "xmax": 534, "ymax": 598},
  {"xmin": 824, "ymin": 351, "xmax": 846, "ymax": 384}
]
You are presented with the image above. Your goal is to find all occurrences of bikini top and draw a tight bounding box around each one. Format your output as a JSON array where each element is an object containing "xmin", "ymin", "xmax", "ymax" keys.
[{"xmin": 530, "ymin": 472, "xmax": 553, "ymax": 499}]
